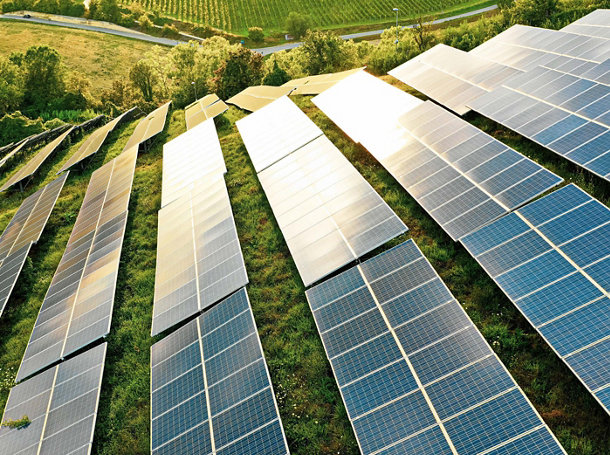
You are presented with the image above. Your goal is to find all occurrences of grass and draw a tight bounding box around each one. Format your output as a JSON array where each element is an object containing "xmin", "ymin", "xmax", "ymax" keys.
[
  {"xmin": 0, "ymin": 80, "xmax": 608, "ymax": 455},
  {"xmin": 119, "ymin": 0, "xmax": 492, "ymax": 34},
  {"xmin": 0, "ymin": 20, "xmax": 167, "ymax": 95}
]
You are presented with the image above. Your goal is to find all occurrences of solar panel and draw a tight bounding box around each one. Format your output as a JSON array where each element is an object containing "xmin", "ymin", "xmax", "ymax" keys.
[
  {"xmin": 305, "ymin": 239, "xmax": 566, "ymax": 454},
  {"xmin": 185, "ymin": 94, "xmax": 229, "ymax": 130},
  {"xmin": 562, "ymin": 9, "xmax": 610, "ymax": 39},
  {"xmin": 389, "ymin": 44, "xmax": 523, "ymax": 115},
  {"xmin": 161, "ymin": 119, "xmax": 226, "ymax": 208},
  {"xmin": 258, "ymin": 134, "xmax": 407, "ymax": 286},
  {"xmin": 123, "ymin": 102, "xmax": 171, "ymax": 152},
  {"xmin": 469, "ymin": 65, "xmax": 610, "ymax": 182},
  {"xmin": 151, "ymin": 288, "xmax": 289, "ymax": 455},
  {"xmin": 17, "ymin": 148, "xmax": 137, "ymax": 382},
  {"xmin": 0, "ymin": 342, "xmax": 106, "ymax": 455},
  {"xmin": 0, "ymin": 127, "xmax": 74, "ymax": 192},
  {"xmin": 283, "ymin": 67, "xmax": 365, "ymax": 95},
  {"xmin": 58, "ymin": 108, "xmax": 135, "ymax": 173},
  {"xmin": 152, "ymin": 174, "xmax": 248, "ymax": 336},
  {"xmin": 461, "ymin": 184, "xmax": 610, "ymax": 415},
  {"xmin": 313, "ymin": 73, "xmax": 562, "ymax": 240},
  {"xmin": 236, "ymin": 96, "xmax": 323, "ymax": 173},
  {"xmin": 227, "ymin": 85, "xmax": 295, "ymax": 112},
  {"xmin": 0, "ymin": 173, "xmax": 68, "ymax": 317}
]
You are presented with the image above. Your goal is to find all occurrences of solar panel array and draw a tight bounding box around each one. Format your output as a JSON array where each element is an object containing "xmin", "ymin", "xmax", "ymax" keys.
[
  {"xmin": 161, "ymin": 119, "xmax": 227, "ymax": 208},
  {"xmin": 0, "ymin": 173, "xmax": 68, "ymax": 317},
  {"xmin": 17, "ymin": 148, "xmax": 137, "ymax": 382},
  {"xmin": 562, "ymin": 9, "xmax": 610, "ymax": 38},
  {"xmin": 469, "ymin": 64, "xmax": 610, "ymax": 181},
  {"xmin": 123, "ymin": 102, "xmax": 171, "ymax": 152},
  {"xmin": 236, "ymin": 96, "xmax": 323, "ymax": 172},
  {"xmin": 283, "ymin": 67, "xmax": 365, "ymax": 95},
  {"xmin": 185, "ymin": 94, "xmax": 229, "ymax": 130},
  {"xmin": 462, "ymin": 184, "xmax": 610, "ymax": 414},
  {"xmin": 152, "ymin": 174, "xmax": 248, "ymax": 336},
  {"xmin": 0, "ymin": 127, "xmax": 74, "ymax": 192},
  {"xmin": 58, "ymin": 108, "xmax": 135, "ymax": 173},
  {"xmin": 0, "ymin": 343, "xmax": 106, "ymax": 455},
  {"xmin": 227, "ymin": 85, "xmax": 295, "ymax": 112},
  {"xmin": 313, "ymin": 72, "xmax": 562, "ymax": 240},
  {"xmin": 306, "ymin": 239, "xmax": 566, "ymax": 454},
  {"xmin": 389, "ymin": 44, "xmax": 523, "ymax": 115},
  {"xmin": 151, "ymin": 289, "xmax": 289, "ymax": 455}
]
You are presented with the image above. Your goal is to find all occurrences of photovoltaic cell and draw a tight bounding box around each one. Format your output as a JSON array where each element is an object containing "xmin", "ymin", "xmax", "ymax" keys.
[
  {"xmin": 185, "ymin": 94, "xmax": 229, "ymax": 130},
  {"xmin": 0, "ymin": 343, "xmax": 106, "ymax": 455},
  {"xmin": 161, "ymin": 119, "xmax": 227, "ymax": 207},
  {"xmin": 150, "ymin": 289, "xmax": 289, "ymax": 455},
  {"xmin": 123, "ymin": 102, "xmax": 171, "ymax": 152},
  {"xmin": 462, "ymin": 184, "xmax": 610, "ymax": 415},
  {"xmin": 306, "ymin": 239, "xmax": 566, "ymax": 454},
  {"xmin": 236, "ymin": 96, "xmax": 323, "ymax": 173},
  {"xmin": 227, "ymin": 85, "xmax": 295, "ymax": 112},
  {"xmin": 152, "ymin": 174, "xmax": 248, "ymax": 336},
  {"xmin": 17, "ymin": 148, "xmax": 137, "ymax": 382},
  {"xmin": 257, "ymin": 134, "xmax": 407, "ymax": 286},
  {"xmin": 282, "ymin": 67, "xmax": 365, "ymax": 95},
  {"xmin": 561, "ymin": 9, "xmax": 610, "ymax": 39},
  {"xmin": 0, "ymin": 173, "xmax": 68, "ymax": 317}
]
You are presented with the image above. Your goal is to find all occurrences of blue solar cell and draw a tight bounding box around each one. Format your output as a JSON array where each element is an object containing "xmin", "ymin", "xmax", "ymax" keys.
[
  {"xmin": 586, "ymin": 150, "xmax": 610, "ymax": 178},
  {"xmin": 352, "ymin": 391, "xmax": 437, "ymax": 454},
  {"xmin": 539, "ymin": 297, "xmax": 610, "ymax": 356},
  {"xmin": 207, "ymin": 360, "xmax": 268, "ymax": 416},
  {"xmin": 517, "ymin": 273, "xmax": 603, "ymax": 326},
  {"xmin": 359, "ymin": 240, "xmax": 423, "ymax": 280},
  {"xmin": 533, "ymin": 115, "xmax": 588, "ymax": 145},
  {"xmin": 216, "ymin": 421, "xmax": 287, "ymax": 455},
  {"xmin": 313, "ymin": 287, "xmax": 376, "ymax": 332},
  {"xmin": 202, "ymin": 311, "xmax": 254, "ymax": 359},
  {"xmin": 204, "ymin": 334, "xmax": 261, "ymax": 385},
  {"xmin": 485, "ymin": 427, "xmax": 565, "ymax": 455},
  {"xmin": 537, "ymin": 200, "xmax": 609, "ymax": 245},
  {"xmin": 495, "ymin": 250, "xmax": 575, "ymax": 300},
  {"xmin": 517, "ymin": 184, "xmax": 591, "ymax": 226},
  {"xmin": 566, "ymin": 338, "xmax": 610, "ymax": 391},
  {"xmin": 153, "ymin": 367, "xmax": 206, "ymax": 417},
  {"xmin": 376, "ymin": 425, "xmax": 453, "ymax": 455},
  {"xmin": 577, "ymin": 95, "xmax": 610, "ymax": 119},
  {"xmin": 452, "ymin": 140, "xmax": 507, "ymax": 174},
  {"xmin": 460, "ymin": 213, "xmax": 529, "ymax": 256},
  {"xmin": 466, "ymin": 149, "xmax": 522, "ymax": 183},
  {"xmin": 199, "ymin": 289, "xmax": 249, "ymax": 335},
  {"xmin": 596, "ymin": 387, "xmax": 610, "ymax": 410},
  {"xmin": 153, "ymin": 423, "xmax": 212, "ymax": 455},
  {"xmin": 584, "ymin": 256, "xmax": 610, "ymax": 290},
  {"xmin": 561, "ymin": 223, "xmax": 610, "ymax": 268},
  {"xmin": 547, "ymin": 122, "xmax": 607, "ymax": 156},
  {"xmin": 369, "ymin": 258, "xmax": 437, "ymax": 304},
  {"xmin": 306, "ymin": 267, "xmax": 365, "ymax": 310},
  {"xmin": 321, "ymin": 308, "xmax": 388, "ymax": 358},
  {"xmin": 152, "ymin": 393, "xmax": 208, "ymax": 448},
  {"xmin": 426, "ymin": 356, "xmax": 515, "ymax": 420},
  {"xmin": 496, "ymin": 170, "xmax": 562, "ymax": 210},
  {"xmin": 341, "ymin": 360, "xmax": 417, "ymax": 419},
  {"xmin": 152, "ymin": 342, "xmax": 201, "ymax": 391},
  {"xmin": 566, "ymin": 132, "xmax": 610, "ymax": 165},
  {"xmin": 479, "ymin": 159, "xmax": 541, "ymax": 195},
  {"xmin": 444, "ymin": 389, "xmax": 543, "ymax": 454}
]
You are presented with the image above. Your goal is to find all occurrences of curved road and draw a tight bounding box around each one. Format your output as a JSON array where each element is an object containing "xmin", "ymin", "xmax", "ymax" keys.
[{"xmin": 1, "ymin": 4, "xmax": 498, "ymax": 54}]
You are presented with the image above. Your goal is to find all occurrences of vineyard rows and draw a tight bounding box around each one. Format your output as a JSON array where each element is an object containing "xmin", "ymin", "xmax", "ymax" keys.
[{"xmin": 120, "ymin": 0, "xmax": 490, "ymax": 33}]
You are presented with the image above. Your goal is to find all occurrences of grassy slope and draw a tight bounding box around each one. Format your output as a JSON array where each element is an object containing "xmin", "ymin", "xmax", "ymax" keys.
[
  {"xmin": 0, "ymin": 86, "xmax": 608, "ymax": 455},
  {"xmin": 0, "ymin": 21, "xmax": 166, "ymax": 94}
]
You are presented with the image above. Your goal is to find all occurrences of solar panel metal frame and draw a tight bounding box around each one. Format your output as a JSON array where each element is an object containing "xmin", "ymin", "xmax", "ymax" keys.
[
  {"xmin": 122, "ymin": 102, "xmax": 171, "ymax": 152},
  {"xmin": 0, "ymin": 342, "xmax": 107, "ymax": 455},
  {"xmin": 16, "ymin": 148, "xmax": 137, "ymax": 382},
  {"xmin": 461, "ymin": 183, "xmax": 610, "ymax": 415},
  {"xmin": 185, "ymin": 94, "xmax": 229, "ymax": 130},
  {"xmin": 305, "ymin": 239, "xmax": 566, "ymax": 455},
  {"xmin": 150, "ymin": 288, "xmax": 290, "ymax": 455},
  {"xmin": 226, "ymin": 85, "xmax": 296, "ymax": 112}
]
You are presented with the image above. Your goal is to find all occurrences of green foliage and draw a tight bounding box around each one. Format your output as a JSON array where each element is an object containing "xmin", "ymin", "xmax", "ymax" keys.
[
  {"xmin": 248, "ymin": 26, "xmax": 264, "ymax": 42},
  {"xmin": 0, "ymin": 56, "xmax": 24, "ymax": 116},
  {"xmin": 161, "ymin": 23, "xmax": 180, "ymax": 37},
  {"xmin": 1, "ymin": 415, "xmax": 30, "ymax": 429},
  {"xmin": 212, "ymin": 46, "xmax": 264, "ymax": 99},
  {"xmin": 137, "ymin": 14, "xmax": 153, "ymax": 30},
  {"xmin": 192, "ymin": 25, "xmax": 215, "ymax": 38},
  {"xmin": 89, "ymin": 0, "xmax": 121, "ymax": 22},
  {"xmin": 0, "ymin": 111, "xmax": 44, "ymax": 145},
  {"xmin": 411, "ymin": 16, "xmax": 435, "ymax": 52},
  {"xmin": 263, "ymin": 61, "xmax": 290, "ymax": 86},
  {"xmin": 440, "ymin": 15, "xmax": 508, "ymax": 50},
  {"xmin": 285, "ymin": 11, "xmax": 310, "ymax": 38},
  {"xmin": 507, "ymin": 0, "xmax": 559, "ymax": 25},
  {"xmin": 129, "ymin": 60, "xmax": 158, "ymax": 102},
  {"xmin": 301, "ymin": 30, "xmax": 358, "ymax": 75},
  {"xmin": 21, "ymin": 46, "xmax": 65, "ymax": 112}
]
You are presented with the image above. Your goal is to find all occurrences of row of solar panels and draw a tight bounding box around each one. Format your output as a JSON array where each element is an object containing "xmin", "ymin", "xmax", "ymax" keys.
[{"xmin": 0, "ymin": 102, "xmax": 172, "ymax": 454}]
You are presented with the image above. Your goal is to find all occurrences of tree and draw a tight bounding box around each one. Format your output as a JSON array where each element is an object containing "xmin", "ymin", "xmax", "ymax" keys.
[
  {"xmin": 412, "ymin": 16, "xmax": 434, "ymax": 52},
  {"xmin": 508, "ymin": 0, "xmax": 558, "ymax": 26},
  {"xmin": 285, "ymin": 12, "xmax": 310, "ymax": 39},
  {"xmin": 263, "ymin": 61, "xmax": 290, "ymax": 86},
  {"xmin": 212, "ymin": 47, "xmax": 264, "ymax": 99},
  {"xmin": 89, "ymin": 0, "xmax": 120, "ymax": 22},
  {"xmin": 0, "ymin": 56, "xmax": 24, "ymax": 116},
  {"xmin": 248, "ymin": 27, "xmax": 264, "ymax": 43},
  {"xmin": 21, "ymin": 46, "xmax": 65, "ymax": 111},
  {"xmin": 130, "ymin": 60, "xmax": 158, "ymax": 102},
  {"xmin": 301, "ymin": 30, "xmax": 356, "ymax": 75}
]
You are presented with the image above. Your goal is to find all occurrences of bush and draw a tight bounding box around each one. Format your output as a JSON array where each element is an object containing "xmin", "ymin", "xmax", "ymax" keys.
[
  {"xmin": 0, "ymin": 111, "xmax": 44, "ymax": 145},
  {"xmin": 286, "ymin": 12, "xmax": 310, "ymax": 39},
  {"xmin": 248, "ymin": 27, "xmax": 264, "ymax": 43},
  {"xmin": 138, "ymin": 14, "xmax": 153, "ymax": 31},
  {"xmin": 2, "ymin": 416, "xmax": 30, "ymax": 429},
  {"xmin": 161, "ymin": 24, "xmax": 180, "ymax": 38}
]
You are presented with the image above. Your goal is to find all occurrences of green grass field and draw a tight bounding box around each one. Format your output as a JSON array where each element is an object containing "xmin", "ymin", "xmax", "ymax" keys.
[
  {"xmin": 0, "ymin": 79, "xmax": 608, "ymax": 454},
  {"xmin": 119, "ymin": 0, "xmax": 492, "ymax": 33}
]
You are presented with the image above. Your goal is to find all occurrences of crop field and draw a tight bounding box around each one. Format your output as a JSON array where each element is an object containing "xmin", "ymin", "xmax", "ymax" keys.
[{"xmin": 119, "ymin": 0, "xmax": 492, "ymax": 33}]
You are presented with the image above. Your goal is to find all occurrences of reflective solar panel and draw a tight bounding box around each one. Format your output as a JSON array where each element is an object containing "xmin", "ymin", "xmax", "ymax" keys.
[
  {"xmin": 17, "ymin": 148, "xmax": 137, "ymax": 382},
  {"xmin": 227, "ymin": 85, "xmax": 295, "ymax": 112},
  {"xmin": 152, "ymin": 174, "xmax": 248, "ymax": 336},
  {"xmin": 389, "ymin": 44, "xmax": 523, "ymax": 115},
  {"xmin": 0, "ymin": 173, "xmax": 68, "ymax": 317},
  {"xmin": 123, "ymin": 102, "xmax": 171, "ymax": 152},
  {"xmin": 0, "ymin": 343, "xmax": 106, "ymax": 455},
  {"xmin": 185, "ymin": 94, "xmax": 229, "ymax": 130},
  {"xmin": 257, "ymin": 134, "xmax": 407, "ymax": 286},
  {"xmin": 161, "ymin": 119, "xmax": 226, "ymax": 208},
  {"xmin": 462, "ymin": 184, "xmax": 610, "ymax": 415},
  {"xmin": 562, "ymin": 9, "xmax": 610, "ymax": 39},
  {"xmin": 58, "ymin": 108, "xmax": 135, "ymax": 173},
  {"xmin": 313, "ymin": 73, "xmax": 562, "ymax": 240},
  {"xmin": 1, "ymin": 127, "xmax": 74, "ymax": 192},
  {"xmin": 306, "ymin": 239, "xmax": 566, "ymax": 454},
  {"xmin": 236, "ymin": 96, "xmax": 323, "ymax": 172},
  {"xmin": 151, "ymin": 288, "xmax": 289, "ymax": 455},
  {"xmin": 283, "ymin": 67, "xmax": 365, "ymax": 95}
]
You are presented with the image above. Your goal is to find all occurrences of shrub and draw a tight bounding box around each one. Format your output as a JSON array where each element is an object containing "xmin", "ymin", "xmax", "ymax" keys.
[
  {"xmin": 248, "ymin": 26, "xmax": 264, "ymax": 43},
  {"xmin": 161, "ymin": 24, "xmax": 180, "ymax": 38},
  {"xmin": 1, "ymin": 416, "xmax": 30, "ymax": 430},
  {"xmin": 285, "ymin": 12, "xmax": 310, "ymax": 39}
]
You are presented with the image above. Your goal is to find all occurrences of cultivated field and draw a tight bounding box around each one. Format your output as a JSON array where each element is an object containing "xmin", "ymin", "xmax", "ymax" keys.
[{"xmin": 119, "ymin": 0, "xmax": 493, "ymax": 33}]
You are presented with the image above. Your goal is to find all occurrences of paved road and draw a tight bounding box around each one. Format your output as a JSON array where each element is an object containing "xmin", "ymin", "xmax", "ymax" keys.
[{"xmin": 1, "ymin": 4, "xmax": 497, "ymax": 53}]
